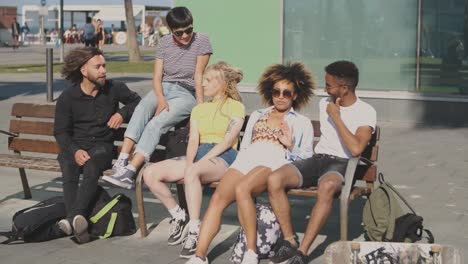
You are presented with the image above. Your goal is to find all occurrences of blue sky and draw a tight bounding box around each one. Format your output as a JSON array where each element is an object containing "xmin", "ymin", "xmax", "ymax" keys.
[{"xmin": 3, "ymin": 0, "xmax": 172, "ymax": 11}]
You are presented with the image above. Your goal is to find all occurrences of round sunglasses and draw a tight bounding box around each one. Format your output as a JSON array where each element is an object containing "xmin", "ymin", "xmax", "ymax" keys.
[
  {"xmin": 172, "ymin": 26, "xmax": 194, "ymax": 37},
  {"xmin": 272, "ymin": 88, "xmax": 294, "ymax": 99}
]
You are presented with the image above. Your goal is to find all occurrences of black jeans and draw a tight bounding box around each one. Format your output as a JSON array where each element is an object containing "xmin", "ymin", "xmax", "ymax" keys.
[
  {"xmin": 85, "ymin": 37, "xmax": 96, "ymax": 47},
  {"xmin": 58, "ymin": 143, "xmax": 114, "ymax": 220}
]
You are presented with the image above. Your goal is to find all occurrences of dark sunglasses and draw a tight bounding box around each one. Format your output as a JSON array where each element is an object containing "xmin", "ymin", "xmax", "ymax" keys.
[
  {"xmin": 272, "ymin": 88, "xmax": 294, "ymax": 99},
  {"xmin": 172, "ymin": 27, "xmax": 194, "ymax": 37}
]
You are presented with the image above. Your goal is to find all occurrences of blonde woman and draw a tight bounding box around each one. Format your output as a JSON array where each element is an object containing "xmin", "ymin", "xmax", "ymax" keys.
[
  {"xmin": 143, "ymin": 61, "xmax": 245, "ymax": 258},
  {"xmin": 96, "ymin": 19, "xmax": 105, "ymax": 50}
]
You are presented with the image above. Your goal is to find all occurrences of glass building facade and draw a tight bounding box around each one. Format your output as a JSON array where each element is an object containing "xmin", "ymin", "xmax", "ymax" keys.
[{"xmin": 283, "ymin": 0, "xmax": 468, "ymax": 95}]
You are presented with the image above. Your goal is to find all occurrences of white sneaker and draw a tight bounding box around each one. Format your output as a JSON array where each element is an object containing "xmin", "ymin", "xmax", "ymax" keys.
[
  {"xmin": 72, "ymin": 215, "xmax": 89, "ymax": 244},
  {"xmin": 241, "ymin": 249, "xmax": 258, "ymax": 264},
  {"xmin": 112, "ymin": 158, "xmax": 128, "ymax": 172},
  {"xmin": 57, "ymin": 219, "xmax": 72, "ymax": 236},
  {"xmin": 185, "ymin": 255, "xmax": 209, "ymax": 264}
]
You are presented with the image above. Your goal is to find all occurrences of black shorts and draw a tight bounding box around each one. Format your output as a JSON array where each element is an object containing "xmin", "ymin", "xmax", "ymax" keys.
[{"xmin": 288, "ymin": 154, "xmax": 348, "ymax": 188}]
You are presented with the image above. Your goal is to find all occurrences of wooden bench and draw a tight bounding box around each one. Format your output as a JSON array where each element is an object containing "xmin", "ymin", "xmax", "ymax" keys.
[
  {"xmin": 0, "ymin": 102, "xmax": 175, "ymax": 199},
  {"xmin": 135, "ymin": 117, "xmax": 380, "ymax": 241}
]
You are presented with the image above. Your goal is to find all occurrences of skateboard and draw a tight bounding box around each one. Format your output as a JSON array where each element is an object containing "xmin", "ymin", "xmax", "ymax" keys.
[{"xmin": 324, "ymin": 241, "xmax": 462, "ymax": 264}]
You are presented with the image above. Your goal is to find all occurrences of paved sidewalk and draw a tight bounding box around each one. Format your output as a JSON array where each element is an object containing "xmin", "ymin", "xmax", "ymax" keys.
[{"xmin": 0, "ymin": 67, "xmax": 467, "ymax": 263}]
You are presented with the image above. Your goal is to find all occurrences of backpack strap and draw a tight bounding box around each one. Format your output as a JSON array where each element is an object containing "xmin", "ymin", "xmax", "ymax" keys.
[
  {"xmin": 89, "ymin": 194, "xmax": 121, "ymax": 224},
  {"xmin": 99, "ymin": 212, "xmax": 117, "ymax": 239},
  {"xmin": 379, "ymin": 173, "xmax": 418, "ymax": 215},
  {"xmin": 378, "ymin": 186, "xmax": 398, "ymax": 241},
  {"xmin": 0, "ymin": 231, "xmax": 19, "ymax": 244},
  {"xmin": 423, "ymin": 228, "xmax": 435, "ymax": 243}
]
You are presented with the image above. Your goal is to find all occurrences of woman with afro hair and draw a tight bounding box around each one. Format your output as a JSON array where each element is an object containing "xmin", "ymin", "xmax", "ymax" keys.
[{"xmin": 186, "ymin": 62, "xmax": 316, "ymax": 264}]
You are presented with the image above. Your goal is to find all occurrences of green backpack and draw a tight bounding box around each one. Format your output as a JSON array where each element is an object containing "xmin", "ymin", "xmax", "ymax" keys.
[{"xmin": 362, "ymin": 173, "xmax": 434, "ymax": 243}]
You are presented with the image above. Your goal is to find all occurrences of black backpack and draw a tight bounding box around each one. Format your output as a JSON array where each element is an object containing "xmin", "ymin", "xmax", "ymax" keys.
[
  {"xmin": 88, "ymin": 187, "xmax": 136, "ymax": 239},
  {"xmin": 0, "ymin": 196, "xmax": 67, "ymax": 244}
]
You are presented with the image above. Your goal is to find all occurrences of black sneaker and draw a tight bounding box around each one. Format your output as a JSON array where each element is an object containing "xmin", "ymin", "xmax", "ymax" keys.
[
  {"xmin": 180, "ymin": 231, "xmax": 198, "ymax": 258},
  {"xmin": 269, "ymin": 238, "xmax": 299, "ymax": 263},
  {"xmin": 286, "ymin": 251, "xmax": 308, "ymax": 264},
  {"xmin": 168, "ymin": 215, "xmax": 189, "ymax": 245}
]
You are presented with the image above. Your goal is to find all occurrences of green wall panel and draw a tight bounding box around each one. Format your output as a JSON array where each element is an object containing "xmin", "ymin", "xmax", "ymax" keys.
[{"xmin": 175, "ymin": 0, "xmax": 281, "ymax": 85}]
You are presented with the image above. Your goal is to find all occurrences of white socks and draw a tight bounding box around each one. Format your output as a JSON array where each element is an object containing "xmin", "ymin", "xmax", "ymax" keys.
[
  {"xmin": 118, "ymin": 152, "xmax": 129, "ymax": 160},
  {"xmin": 126, "ymin": 164, "xmax": 136, "ymax": 172},
  {"xmin": 168, "ymin": 205, "xmax": 186, "ymax": 220},
  {"xmin": 188, "ymin": 219, "xmax": 201, "ymax": 234}
]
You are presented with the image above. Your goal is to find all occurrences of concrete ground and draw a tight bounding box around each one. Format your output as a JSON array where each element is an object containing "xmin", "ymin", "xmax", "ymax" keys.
[{"xmin": 0, "ymin": 45, "xmax": 466, "ymax": 263}]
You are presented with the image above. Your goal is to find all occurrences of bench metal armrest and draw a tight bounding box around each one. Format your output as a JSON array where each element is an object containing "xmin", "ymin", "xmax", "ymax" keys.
[
  {"xmin": 0, "ymin": 129, "xmax": 18, "ymax": 137},
  {"xmin": 339, "ymin": 156, "xmax": 359, "ymax": 241}
]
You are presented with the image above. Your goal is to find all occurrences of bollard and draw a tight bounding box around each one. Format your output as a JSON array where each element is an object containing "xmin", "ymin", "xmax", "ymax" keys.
[{"xmin": 46, "ymin": 48, "xmax": 53, "ymax": 102}]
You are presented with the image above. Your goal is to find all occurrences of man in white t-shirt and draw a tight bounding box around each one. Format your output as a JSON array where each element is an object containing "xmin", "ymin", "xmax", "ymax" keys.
[{"xmin": 267, "ymin": 61, "xmax": 377, "ymax": 264}]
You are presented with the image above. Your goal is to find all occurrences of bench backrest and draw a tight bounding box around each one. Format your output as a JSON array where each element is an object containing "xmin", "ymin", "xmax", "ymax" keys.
[
  {"xmin": 7, "ymin": 103, "xmax": 128, "ymax": 156},
  {"xmin": 7, "ymin": 103, "xmax": 379, "ymax": 183},
  {"xmin": 240, "ymin": 117, "xmax": 379, "ymax": 183},
  {"xmin": 7, "ymin": 103, "xmax": 193, "ymax": 159}
]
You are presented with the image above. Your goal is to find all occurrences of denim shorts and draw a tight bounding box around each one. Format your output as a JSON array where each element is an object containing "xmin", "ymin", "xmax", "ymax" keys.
[
  {"xmin": 195, "ymin": 143, "xmax": 238, "ymax": 166},
  {"xmin": 288, "ymin": 154, "xmax": 348, "ymax": 188}
]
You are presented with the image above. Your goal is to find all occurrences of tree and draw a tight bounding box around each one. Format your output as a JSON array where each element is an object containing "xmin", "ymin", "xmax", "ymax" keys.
[{"xmin": 124, "ymin": 0, "xmax": 141, "ymax": 63}]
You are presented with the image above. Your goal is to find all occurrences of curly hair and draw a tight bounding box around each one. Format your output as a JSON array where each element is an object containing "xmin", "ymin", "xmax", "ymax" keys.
[
  {"xmin": 61, "ymin": 47, "xmax": 103, "ymax": 85},
  {"xmin": 257, "ymin": 62, "xmax": 315, "ymax": 111},
  {"xmin": 205, "ymin": 61, "xmax": 243, "ymax": 102}
]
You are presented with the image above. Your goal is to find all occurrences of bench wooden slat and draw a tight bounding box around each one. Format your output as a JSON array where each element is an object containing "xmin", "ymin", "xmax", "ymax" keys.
[
  {"xmin": 9, "ymin": 138, "xmax": 61, "ymax": 154},
  {"xmin": 12, "ymin": 103, "xmax": 55, "ymax": 118},
  {"xmin": 0, "ymin": 154, "xmax": 61, "ymax": 172},
  {"xmin": 0, "ymin": 154, "xmax": 118, "ymax": 177},
  {"xmin": 10, "ymin": 120, "xmax": 55, "ymax": 136},
  {"xmin": 361, "ymin": 145, "xmax": 378, "ymax": 162}
]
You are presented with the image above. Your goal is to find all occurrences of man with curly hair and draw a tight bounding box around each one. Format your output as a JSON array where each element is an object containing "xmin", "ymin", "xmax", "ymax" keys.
[
  {"xmin": 267, "ymin": 60, "xmax": 377, "ymax": 264},
  {"xmin": 53, "ymin": 47, "xmax": 140, "ymax": 243}
]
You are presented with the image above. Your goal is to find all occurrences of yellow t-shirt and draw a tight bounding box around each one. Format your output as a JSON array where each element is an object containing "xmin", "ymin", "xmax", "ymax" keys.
[{"xmin": 191, "ymin": 98, "xmax": 245, "ymax": 148}]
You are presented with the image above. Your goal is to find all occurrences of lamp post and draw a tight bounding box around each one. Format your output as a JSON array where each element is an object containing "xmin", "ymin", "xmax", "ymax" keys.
[{"xmin": 60, "ymin": 0, "xmax": 64, "ymax": 62}]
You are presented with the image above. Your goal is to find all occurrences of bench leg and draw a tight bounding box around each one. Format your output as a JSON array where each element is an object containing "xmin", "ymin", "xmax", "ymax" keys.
[
  {"xmin": 19, "ymin": 168, "xmax": 32, "ymax": 199},
  {"xmin": 176, "ymin": 184, "xmax": 188, "ymax": 212},
  {"xmin": 135, "ymin": 165, "xmax": 148, "ymax": 238},
  {"xmin": 340, "ymin": 198, "xmax": 348, "ymax": 241}
]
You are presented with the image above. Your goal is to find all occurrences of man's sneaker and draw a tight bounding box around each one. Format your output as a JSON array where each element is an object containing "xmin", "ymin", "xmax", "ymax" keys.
[
  {"xmin": 112, "ymin": 158, "xmax": 128, "ymax": 172},
  {"xmin": 286, "ymin": 251, "xmax": 308, "ymax": 264},
  {"xmin": 241, "ymin": 249, "xmax": 259, "ymax": 264},
  {"xmin": 180, "ymin": 231, "xmax": 198, "ymax": 258},
  {"xmin": 72, "ymin": 215, "xmax": 89, "ymax": 244},
  {"xmin": 168, "ymin": 215, "xmax": 189, "ymax": 245},
  {"xmin": 185, "ymin": 255, "xmax": 209, "ymax": 264},
  {"xmin": 269, "ymin": 238, "xmax": 300, "ymax": 263},
  {"xmin": 102, "ymin": 167, "xmax": 135, "ymax": 189},
  {"xmin": 57, "ymin": 219, "xmax": 72, "ymax": 236}
]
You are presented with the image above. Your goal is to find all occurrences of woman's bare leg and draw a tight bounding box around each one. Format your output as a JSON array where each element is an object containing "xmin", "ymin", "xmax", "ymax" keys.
[
  {"xmin": 184, "ymin": 158, "xmax": 228, "ymax": 221},
  {"xmin": 195, "ymin": 168, "xmax": 244, "ymax": 258},
  {"xmin": 235, "ymin": 166, "xmax": 272, "ymax": 252},
  {"xmin": 143, "ymin": 159, "xmax": 185, "ymax": 210}
]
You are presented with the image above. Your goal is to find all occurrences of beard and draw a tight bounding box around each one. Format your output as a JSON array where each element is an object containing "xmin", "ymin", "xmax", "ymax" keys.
[{"xmin": 90, "ymin": 77, "xmax": 106, "ymax": 88}]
